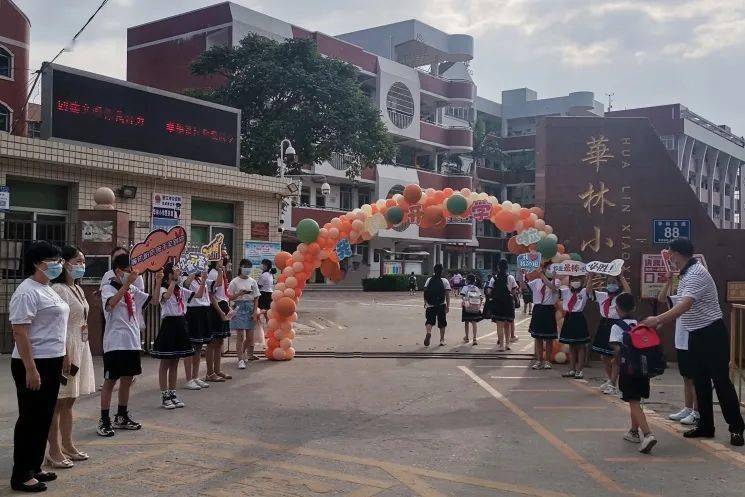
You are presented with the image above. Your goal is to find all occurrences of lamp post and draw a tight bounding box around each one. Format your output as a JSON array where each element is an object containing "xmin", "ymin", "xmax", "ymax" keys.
[{"xmin": 278, "ymin": 138, "xmax": 296, "ymax": 179}]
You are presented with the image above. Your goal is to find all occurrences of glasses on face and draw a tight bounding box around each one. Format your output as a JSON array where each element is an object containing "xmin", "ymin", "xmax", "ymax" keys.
[{"xmin": 42, "ymin": 258, "xmax": 63, "ymax": 265}]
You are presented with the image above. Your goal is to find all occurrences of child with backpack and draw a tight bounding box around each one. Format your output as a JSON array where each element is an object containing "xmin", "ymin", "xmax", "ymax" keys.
[
  {"xmin": 588, "ymin": 274, "xmax": 630, "ymax": 395},
  {"xmin": 423, "ymin": 264, "xmax": 451, "ymax": 347},
  {"xmin": 460, "ymin": 274, "xmax": 483, "ymax": 345},
  {"xmin": 609, "ymin": 293, "xmax": 662, "ymax": 454},
  {"xmin": 408, "ymin": 272, "xmax": 417, "ymax": 295}
]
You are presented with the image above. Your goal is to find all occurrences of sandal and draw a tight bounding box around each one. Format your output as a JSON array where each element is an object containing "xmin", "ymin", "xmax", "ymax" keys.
[
  {"xmin": 206, "ymin": 374, "xmax": 226, "ymax": 382},
  {"xmin": 463, "ymin": 336, "xmax": 469, "ymax": 343},
  {"xmin": 62, "ymin": 449, "xmax": 89, "ymax": 461},
  {"xmin": 216, "ymin": 371, "xmax": 232, "ymax": 380},
  {"xmin": 472, "ymin": 340, "xmax": 478, "ymax": 346},
  {"xmin": 45, "ymin": 456, "xmax": 73, "ymax": 469}
]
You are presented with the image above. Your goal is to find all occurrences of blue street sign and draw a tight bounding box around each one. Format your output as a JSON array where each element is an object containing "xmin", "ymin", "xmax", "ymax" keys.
[{"xmin": 652, "ymin": 219, "xmax": 690, "ymax": 244}]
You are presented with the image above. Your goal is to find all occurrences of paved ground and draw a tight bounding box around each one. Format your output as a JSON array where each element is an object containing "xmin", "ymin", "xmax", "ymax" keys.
[{"xmin": 1, "ymin": 291, "xmax": 745, "ymax": 497}]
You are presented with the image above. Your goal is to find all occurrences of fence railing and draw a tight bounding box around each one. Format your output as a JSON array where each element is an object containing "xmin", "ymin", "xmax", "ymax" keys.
[{"xmin": 730, "ymin": 304, "xmax": 745, "ymax": 406}]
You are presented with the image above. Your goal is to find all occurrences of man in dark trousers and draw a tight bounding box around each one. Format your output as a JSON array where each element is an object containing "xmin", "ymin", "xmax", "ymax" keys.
[{"xmin": 642, "ymin": 238, "xmax": 744, "ymax": 446}]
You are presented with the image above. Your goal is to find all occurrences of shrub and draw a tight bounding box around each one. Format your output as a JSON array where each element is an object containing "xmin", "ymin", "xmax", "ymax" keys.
[{"xmin": 362, "ymin": 274, "xmax": 429, "ymax": 291}]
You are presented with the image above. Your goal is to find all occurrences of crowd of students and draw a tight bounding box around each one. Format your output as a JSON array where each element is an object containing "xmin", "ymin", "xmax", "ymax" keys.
[
  {"xmin": 421, "ymin": 237, "xmax": 744, "ymax": 455},
  {"xmin": 7, "ymin": 242, "xmax": 276, "ymax": 492}
]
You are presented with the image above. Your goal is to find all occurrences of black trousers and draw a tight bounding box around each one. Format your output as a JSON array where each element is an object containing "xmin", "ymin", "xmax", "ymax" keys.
[
  {"xmin": 688, "ymin": 319, "xmax": 745, "ymax": 434},
  {"xmin": 11, "ymin": 356, "xmax": 63, "ymax": 484}
]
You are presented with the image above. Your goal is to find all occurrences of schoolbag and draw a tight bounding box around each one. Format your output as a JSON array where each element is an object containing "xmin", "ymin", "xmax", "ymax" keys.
[
  {"xmin": 616, "ymin": 320, "xmax": 667, "ymax": 378},
  {"xmin": 424, "ymin": 277, "xmax": 446, "ymax": 306},
  {"xmin": 464, "ymin": 287, "xmax": 482, "ymax": 313}
]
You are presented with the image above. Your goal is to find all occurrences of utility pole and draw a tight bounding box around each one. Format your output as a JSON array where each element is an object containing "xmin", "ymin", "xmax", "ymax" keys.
[{"xmin": 606, "ymin": 92, "xmax": 614, "ymax": 113}]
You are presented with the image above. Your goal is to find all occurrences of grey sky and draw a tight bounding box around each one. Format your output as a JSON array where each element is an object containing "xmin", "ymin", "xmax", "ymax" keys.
[{"xmin": 15, "ymin": 0, "xmax": 745, "ymax": 135}]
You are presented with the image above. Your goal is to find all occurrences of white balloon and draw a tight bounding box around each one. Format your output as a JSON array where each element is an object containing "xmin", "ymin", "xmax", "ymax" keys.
[
  {"xmin": 361, "ymin": 204, "xmax": 373, "ymax": 215},
  {"xmin": 376, "ymin": 199, "xmax": 387, "ymax": 210},
  {"xmin": 545, "ymin": 225, "xmax": 554, "ymax": 234},
  {"xmin": 547, "ymin": 233, "xmax": 558, "ymax": 242},
  {"xmin": 502, "ymin": 200, "xmax": 513, "ymax": 209}
]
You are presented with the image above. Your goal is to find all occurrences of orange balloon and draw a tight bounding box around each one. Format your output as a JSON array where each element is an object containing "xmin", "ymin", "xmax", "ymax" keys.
[
  {"xmin": 433, "ymin": 191, "xmax": 445, "ymax": 203},
  {"xmin": 274, "ymin": 251, "xmax": 292, "ymax": 271},
  {"xmin": 320, "ymin": 259, "xmax": 339, "ymax": 278},
  {"xmin": 494, "ymin": 210, "xmax": 518, "ymax": 232},
  {"xmin": 557, "ymin": 243, "xmax": 566, "ymax": 254},
  {"xmin": 443, "ymin": 187, "xmax": 454, "ymax": 197},
  {"xmin": 422, "ymin": 205, "xmax": 445, "ymax": 228},
  {"xmin": 507, "ymin": 236, "xmax": 528, "ymax": 255},
  {"xmin": 275, "ymin": 297, "xmax": 296, "ymax": 317},
  {"xmin": 403, "ymin": 184, "xmax": 422, "ymax": 204},
  {"xmin": 529, "ymin": 206, "xmax": 544, "ymax": 218},
  {"xmin": 519, "ymin": 208, "xmax": 531, "ymax": 219},
  {"xmin": 386, "ymin": 198, "xmax": 397, "ymax": 207}
]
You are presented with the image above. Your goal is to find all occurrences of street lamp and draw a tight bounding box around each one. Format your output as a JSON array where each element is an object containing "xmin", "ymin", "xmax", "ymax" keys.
[{"xmin": 278, "ymin": 138, "xmax": 296, "ymax": 179}]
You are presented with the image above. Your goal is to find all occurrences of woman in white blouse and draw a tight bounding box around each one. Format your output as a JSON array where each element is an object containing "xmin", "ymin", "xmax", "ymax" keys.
[
  {"xmin": 47, "ymin": 246, "xmax": 95, "ymax": 467},
  {"xmin": 9, "ymin": 241, "xmax": 69, "ymax": 493}
]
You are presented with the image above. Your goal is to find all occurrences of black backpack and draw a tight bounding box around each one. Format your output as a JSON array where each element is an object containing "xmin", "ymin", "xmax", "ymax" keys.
[
  {"xmin": 424, "ymin": 277, "xmax": 446, "ymax": 306},
  {"xmin": 616, "ymin": 320, "xmax": 667, "ymax": 379}
]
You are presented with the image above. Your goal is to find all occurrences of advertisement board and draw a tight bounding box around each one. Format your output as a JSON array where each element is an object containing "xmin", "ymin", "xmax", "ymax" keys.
[{"xmin": 243, "ymin": 241, "xmax": 282, "ymax": 279}]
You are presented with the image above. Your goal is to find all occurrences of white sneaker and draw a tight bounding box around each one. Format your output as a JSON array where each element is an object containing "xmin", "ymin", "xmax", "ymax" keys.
[
  {"xmin": 184, "ymin": 379, "xmax": 202, "ymax": 390},
  {"xmin": 542, "ymin": 361, "xmax": 552, "ymax": 370},
  {"xmin": 237, "ymin": 360, "xmax": 247, "ymax": 370},
  {"xmin": 680, "ymin": 411, "xmax": 700, "ymax": 425},
  {"xmin": 639, "ymin": 434, "xmax": 657, "ymax": 454},
  {"xmin": 195, "ymin": 378, "xmax": 210, "ymax": 388},
  {"xmin": 599, "ymin": 380, "xmax": 611, "ymax": 390},
  {"xmin": 602, "ymin": 385, "xmax": 618, "ymax": 395},
  {"xmin": 531, "ymin": 361, "xmax": 543, "ymax": 370},
  {"xmin": 668, "ymin": 407, "xmax": 692, "ymax": 421},
  {"xmin": 623, "ymin": 430, "xmax": 641, "ymax": 443}
]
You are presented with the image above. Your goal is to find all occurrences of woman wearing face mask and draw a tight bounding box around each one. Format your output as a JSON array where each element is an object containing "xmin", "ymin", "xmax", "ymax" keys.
[
  {"xmin": 9, "ymin": 241, "xmax": 69, "ymax": 492},
  {"xmin": 559, "ymin": 275, "xmax": 591, "ymax": 379},
  {"xmin": 46, "ymin": 246, "xmax": 95, "ymax": 468},
  {"xmin": 527, "ymin": 264, "xmax": 559, "ymax": 370},
  {"xmin": 587, "ymin": 273, "xmax": 630, "ymax": 394},
  {"xmin": 228, "ymin": 259, "xmax": 261, "ymax": 369}
]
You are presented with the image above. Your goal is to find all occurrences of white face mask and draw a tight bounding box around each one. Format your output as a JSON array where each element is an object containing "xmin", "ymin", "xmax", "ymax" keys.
[
  {"xmin": 545, "ymin": 271, "xmax": 554, "ymax": 279},
  {"xmin": 570, "ymin": 281, "xmax": 582, "ymax": 289}
]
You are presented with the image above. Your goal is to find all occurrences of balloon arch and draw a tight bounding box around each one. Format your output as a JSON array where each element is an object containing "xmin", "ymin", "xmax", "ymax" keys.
[{"xmin": 266, "ymin": 184, "xmax": 568, "ymax": 361}]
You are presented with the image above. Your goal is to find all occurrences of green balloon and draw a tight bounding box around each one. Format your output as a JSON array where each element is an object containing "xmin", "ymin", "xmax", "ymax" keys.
[
  {"xmin": 296, "ymin": 218, "xmax": 320, "ymax": 244},
  {"xmin": 446, "ymin": 194, "xmax": 468, "ymax": 216},
  {"xmin": 385, "ymin": 206, "xmax": 404, "ymax": 225},
  {"xmin": 570, "ymin": 252, "xmax": 583, "ymax": 262},
  {"xmin": 536, "ymin": 237, "xmax": 558, "ymax": 259}
]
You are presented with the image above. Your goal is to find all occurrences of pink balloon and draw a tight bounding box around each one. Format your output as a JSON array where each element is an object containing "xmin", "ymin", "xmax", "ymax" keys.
[
  {"xmin": 283, "ymin": 288, "xmax": 296, "ymax": 298},
  {"xmin": 286, "ymin": 347, "xmax": 296, "ymax": 359},
  {"xmin": 280, "ymin": 338, "xmax": 292, "ymax": 350},
  {"xmin": 275, "ymin": 283, "xmax": 286, "ymax": 292},
  {"xmin": 280, "ymin": 321, "xmax": 293, "ymax": 333},
  {"xmin": 274, "ymin": 329, "xmax": 286, "ymax": 341},
  {"xmin": 282, "ymin": 266, "xmax": 295, "ymax": 277},
  {"xmin": 267, "ymin": 318, "xmax": 279, "ymax": 330},
  {"xmin": 545, "ymin": 225, "xmax": 554, "ymax": 234},
  {"xmin": 289, "ymin": 312, "xmax": 298, "ymax": 322},
  {"xmin": 286, "ymin": 329, "xmax": 296, "ymax": 340},
  {"xmin": 331, "ymin": 217, "xmax": 342, "ymax": 228},
  {"xmin": 292, "ymin": 252, "xmax": 304, "ymax": 263},
  {"xmin": 272, "ymin": 290, "xmax": 283, "ymax": 301},
  {"xmin": 352, "ymin": 219, "xmax": 364, "ymax": 231},
  {"xmin": 535, "ymin": 219, "xmax": 546, "ymax": 230},
  {"xmin": 298, "ymin": 243, "xmax": 308, "ymax": 253},
  {"xmin": 272, "ymin": 348, "xmax": 286, "ymax": 360},
  {"xmin": 328, "ymin": 228, "xmax": 340, "ymax": 239},
  {"xmin": 292, "ymin": 261, "xmax": 304, "ymax": 272},
  {"xmin": 285, "ymin": 276, "xmax": 298, "ymax": 289}
]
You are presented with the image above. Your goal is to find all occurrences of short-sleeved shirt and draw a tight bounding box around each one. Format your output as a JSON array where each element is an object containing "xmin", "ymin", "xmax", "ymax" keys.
[
  {"xmin": 488, "ymin": 275, "xmax": 517, "ymax": 292},
  {"xmin": 101, "ymin": 283, "xmax": 150, "ymax": 352},
  {"xmin": 594, "ymin": 291, "xmax": 620, "ymax": 319},
  {"xmin": 668, "ymin": 294, "xmax": 690, "ymax": 350},
  {"xmin": 10, "ymin": 278, "xmax": 70, "ymax": 359},
  {"xmin": 257, "ymin": 271, "xmax": 274, "ymax": 293},
  {"xmin": 423, "ymin": 277, "xmax": 451, "ymax": 308},
  {"xmin": 160, "ymin": 285, "xmax": 194, "ymax": 318},
  {"xmin": 528, "ymin": 278, "xmax": 558, "ymax": 305},
  {"xmin": 208, "ymin": 269, "xmax": 228, "ymax": 302},
  {"xmin": 676, "ymin": 261, "xmax": 722, "ymax": 331},
  {"xmin": 609, "ymin": 318, "xmax": 638, "ymax": 344},
  {"xmin": 560, "ymin": 287, "xmax": 589, "ymax": 312},
  {"xmin": 185, "ymin": 277, "xmax": 212, "ymax": 307},
  {"xmin": 100, "ymin": 270, "xmax": 144, "ymax": 291},
  {"xmin": 229, "ymin": 276, "xmax": 261, "ymax": 301}
]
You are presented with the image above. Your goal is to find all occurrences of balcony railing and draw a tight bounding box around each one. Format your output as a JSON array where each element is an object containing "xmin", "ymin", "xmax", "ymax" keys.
[
  {"xmin": 419, "ymin": 120, "xmax": 473, "ymax": 149},
  {"xmin": 683, "ymin": 108, "xmax": 745, "ymax": 148}
]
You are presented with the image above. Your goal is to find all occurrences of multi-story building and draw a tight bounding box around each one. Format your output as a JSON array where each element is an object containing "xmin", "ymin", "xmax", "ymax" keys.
[
  {"xmin": 607, "ymin": 105, "xmax": 745, "ymax": 228},
  {"xmin": 471, "ymin": 88, "xmax": 604, "ymax": 269},
  {"xmin": 127, "ymin": 3, "xmax": 480, "ymax": 279},
  {"xmin": 0, "ymin": 0, "xmax": 30, "ymax": 136}
]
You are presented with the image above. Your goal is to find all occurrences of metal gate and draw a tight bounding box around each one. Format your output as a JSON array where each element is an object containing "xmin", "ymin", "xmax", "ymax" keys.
[{"xmin": 0, "ymin": 218, "xmax": 76, "ymax": 353}]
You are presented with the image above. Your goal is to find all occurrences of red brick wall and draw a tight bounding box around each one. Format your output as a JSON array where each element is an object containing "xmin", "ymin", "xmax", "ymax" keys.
[
  {"xmin": 127, "ymin": 3, "xmax": 233, "ymax": 47},
  {"xmin": 0, "ymin": 0, "xmax": 30, "ymax": 135},
  {"xmin": 420, "ymin": 223, "xmax": 472, "ymax": 239},
  {"xmin": 291, "ymin": 206, "xmax": 345, "ymax": 227},
  {"xmin": 417, "ymin": 170, "xmax": 472, "ymax": 191},
  {"xmin": 606, "ymin": 105, "xmax": 683, "ymax": 136}
]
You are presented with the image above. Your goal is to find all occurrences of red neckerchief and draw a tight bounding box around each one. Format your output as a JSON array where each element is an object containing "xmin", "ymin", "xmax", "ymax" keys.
[
  {"xmin": 540, "ymin": 282, "xmax": 547, "ymax": 304},
  {"xmin": 124, "ymin": 290, "xmax": 135, "ymax": 321},
  {"xmin": 602, "ymin": 294, "xmax": 616, "ymax": 317},
  {"xmin": 223, "ymin": 276, "xmax": 230, "ymax": 299},
  {"xmin": 567, "ymin": 289, "xmax": 579, "ymax": 312},
  {"xmin": 174, "ymin": 285, "xmax": 185, "ymax": 313}
]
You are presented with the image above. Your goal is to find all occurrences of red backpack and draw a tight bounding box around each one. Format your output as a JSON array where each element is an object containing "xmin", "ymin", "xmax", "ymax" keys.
[{"xmin": 616, "ymin": 321, "xmax": 667, "ymax": 378}]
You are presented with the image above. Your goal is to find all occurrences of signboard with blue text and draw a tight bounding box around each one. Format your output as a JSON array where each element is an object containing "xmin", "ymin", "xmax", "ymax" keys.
[
  {"xmin": 652, "ymin": 219, "xmax": 690, "ymax": 245},
  {"xmin": 243, "ymin": 240, "xmax": 281, "ymax": 279},
  {"xmin": 152, "ymin": 193, "xmax": 182, "ymax": 230}
]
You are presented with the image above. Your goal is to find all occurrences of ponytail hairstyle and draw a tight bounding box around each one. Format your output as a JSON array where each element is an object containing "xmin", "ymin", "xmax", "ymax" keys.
[
  {"xmin": 261, "ymin": 258, "xmax": 276, "ymax": 275},
  {"xmin": 496, "ymin": 259, "xmax": 508, "ymax": 284},
  {"xmin": 161, "ymin": 261, "xmax": 176, "ymax": 288}
]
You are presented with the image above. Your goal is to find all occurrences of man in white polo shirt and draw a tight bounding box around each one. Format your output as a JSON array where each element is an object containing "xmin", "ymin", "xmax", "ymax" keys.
[{"xmin": 642, "ymin": 238, "xmax": 744, "ymax": 447}]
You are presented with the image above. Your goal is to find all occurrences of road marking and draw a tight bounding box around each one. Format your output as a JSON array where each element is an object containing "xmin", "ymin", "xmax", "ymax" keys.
[
  {"xmin": 480, "ymin": 317, "xmax": 532, "ymax": 339},
  {"xmin": 604, "ymin": 457, "xmax": 706, "ymax": 463},
  {"xmin": 566, "ymin": 379, "xmax": 745, "ymax": 469},
  {"xmin": 474, "ymin": 365, "xmax": 534, "ymax": 369},
  {"xmin": 459, "ymin": 365, "xmax": 645, "ymax": 497},
  {"xmin": 384, "ymin": 467, "xmax": 448, "ymax": 497},
  {"xmin": 309, "ymin": 320, "xmax": 327, "ymax": 330},
  {"xmin": 321, "ymin": 318, "xmax": 345, "ymax": 329},
  {"xmin": 534, "ymin": 406, "xmax": 607, "ymax": 410},
  {"xmin": 511, "ymin": 389, "xmax": 574, "ymax": 393},
  {"xmin": 521, "ymin": 341, "xmax": 536, "ymax": 352}
]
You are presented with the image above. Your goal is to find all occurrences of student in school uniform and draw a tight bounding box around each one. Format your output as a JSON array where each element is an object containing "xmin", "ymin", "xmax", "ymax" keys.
[
  {"xmin": 206, "ymin": 257, "xmax": 232, "ymax": 383},
  {"xmin": 256, "ymin": 259, "xmax": 276, "ymax": 327},
  {"xmin": 150, "ymin": 263, "xmax": 193, "ymax": 410},
  {"xmin": 559, "ymin": 276, "xmax": 591, "ymax": 379},
  {"xmin": 487, "ymin": 260, "xmax": 518, "ymax": 351},
  {"xmin": 460, "ymin": 274, "xmax": 484, "ymax": 345},
  {"xmin": 527, "ymin": 265, "xmax": 559, "ymax": 370},
  {"xmin": 229, "ymin": 259, "xmax": 262, "ymax": 368},
  {"xmin": 587, "ymin": 274, "xmax": 630, "ymax": 394},
  {"xmin": 183, "ymin": 270, "xmax": 212, "ymax": 390},
  {"xmin": 610, "ymin": 293, "xmax": 657, "ymax": 454},
  {"xmin": 98, "ymin": 254, "xmax": 151, "ymax": 437}
]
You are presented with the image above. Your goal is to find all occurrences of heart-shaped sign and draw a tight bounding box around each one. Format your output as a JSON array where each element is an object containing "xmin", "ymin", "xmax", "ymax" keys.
[{"xmin": 130, "ymin": 226, "xmax": 187, "ymax": 274}]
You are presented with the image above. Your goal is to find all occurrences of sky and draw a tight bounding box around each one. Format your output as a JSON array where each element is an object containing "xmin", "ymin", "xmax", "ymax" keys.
[{"xmin": 14, "ymin": 0, "xmax": 745, "ymax": 135}]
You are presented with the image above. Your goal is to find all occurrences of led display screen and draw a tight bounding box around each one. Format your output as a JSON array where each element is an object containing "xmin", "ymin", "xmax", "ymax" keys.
[{"xmin": 42, "ymin": 65, "xmax": 240, "ymax": 167}]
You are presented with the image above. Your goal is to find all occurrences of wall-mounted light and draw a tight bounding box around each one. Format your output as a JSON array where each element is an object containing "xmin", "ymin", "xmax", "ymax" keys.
[{"xmin": 116, "ymin": 185, "xmax": 137, "ymax": 199}]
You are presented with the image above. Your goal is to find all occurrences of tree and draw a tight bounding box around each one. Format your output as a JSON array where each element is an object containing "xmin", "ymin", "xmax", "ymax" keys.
[{"xmin": 189, "ymin": 34, "xmax": 395, "ymax": 177}]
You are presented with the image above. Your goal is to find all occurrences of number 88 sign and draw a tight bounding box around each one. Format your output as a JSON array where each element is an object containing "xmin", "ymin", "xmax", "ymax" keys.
[{"xmin": 652, "ymin": 219, "xmax": 690, "ymax": 245}]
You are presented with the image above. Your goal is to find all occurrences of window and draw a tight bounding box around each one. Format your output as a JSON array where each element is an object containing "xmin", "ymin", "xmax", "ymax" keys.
[
  {"xmin": 714, "ymin": 180, "xmax": 721, "ymax": 193},
  {"xmin": 27, "ymin": 121, "xmax": 41, "ymax": 138},
  {"xmin": 0, "ymin": 46, "xmax": 12, "ymax": 79},
  {"xmin": 726, "ymin": 184, "xmax": 733, "ymax": 197},
  {"xmin": 477, "ymin": 220, "xmax": 498, "ymax": 237},
  {"xmin": 660, "ymin": 135, "xmax": 675, "ymax": 150},
  {"xmin": 191, "ymin": 199, "xmax": 235, "ymax": 258},
  {"xmin": 725, "ymin": 208, "xmax": 732, "ymax": 221},
  {"xmin": 340, "ymin": 187, "xmax": 352, "ymax": 211},
  {"xmin": 386, "ymin": 82, "xmax": 414, "ymax": 129},
  {"xmin": 0, "ymin": 103, "xmax": 10, "ymax": 133},
  {"xmin": 445, "ymin": 106, "xmax": 469, "ymax": 121},
  {"xmin": 713, "ymin": 205, "xmax": 721, "ymax": 219},
  {"xmin": 300, "ymin": 186, "xmax": 310, "ymax": 206},
  {"xmin": 315, "ymin": 188, "xmax": 326, "ymax": 208},
  {"xmin": 358, "ymin": 189, "xmax": 370, "ymax": 208},
  {"xmin": 701, "ymin": 176, "xmax": 708, "ymax": 190}
]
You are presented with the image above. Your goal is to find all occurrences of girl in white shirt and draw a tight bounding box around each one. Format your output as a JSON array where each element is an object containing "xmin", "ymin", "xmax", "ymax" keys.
[
  {"xmin": 183, "ymin": 270, "xmax": 210, "ymax": 390},
  {"xmin": 527, "ymin": 266, "xmax": 559, "ymax": 370},
  {"xmin": 206, "ymin": 256, "xmax": 232, "ymax": 383},
  {"xmin": 558, "ymin": 276, "xmax": 590, "ymax": 379},
  {"xmin": 229, "ymin": 259, "xmax": 261, "ymax": 369},
  {"xmin": 151, "ymin": 263, "xmax": 193, "ymax": 409}
]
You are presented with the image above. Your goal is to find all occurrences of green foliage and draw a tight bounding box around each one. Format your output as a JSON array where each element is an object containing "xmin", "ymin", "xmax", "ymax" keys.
[
  {"xmin": 189, "ymin": 34, "xmax": 396, "ymax": 177},
  {"xmin": 362, "ymin": 274, "xmax": 429, "ymax": 291}
]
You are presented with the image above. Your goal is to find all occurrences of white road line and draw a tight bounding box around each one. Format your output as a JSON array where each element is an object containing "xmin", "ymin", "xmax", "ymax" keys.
[
  {"xmin": 478, "ymin": 316, "xmax": 532, "ymax": 340},
  {"xmin": 308, "ymin": 320, "xmax": 326, "ymax": 330},
  {"xmin": 489, "ymin": 376, "xmax": 544, "ymax": 379},
  {"xmin": 473, "ymin": 365, "xmax": 533, "ymax": 369},
  {"xmin": 323, "ymin": 318, "xmax": 344, "ymax": 330}
]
